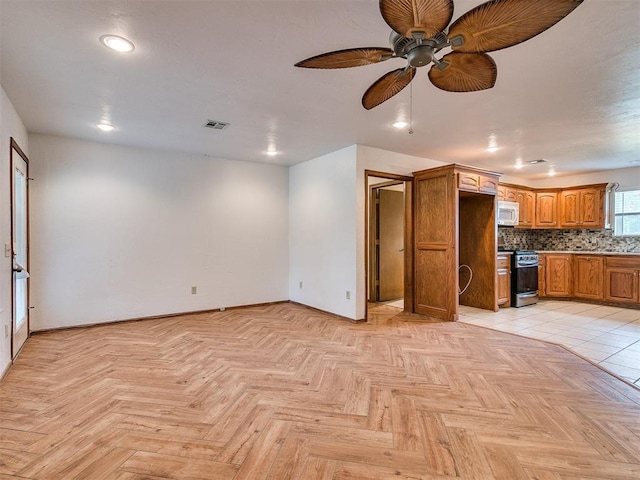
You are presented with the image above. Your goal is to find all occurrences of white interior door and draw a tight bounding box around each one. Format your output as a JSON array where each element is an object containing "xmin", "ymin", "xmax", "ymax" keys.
[{"xmin": 11, "ymin": 139, "xmax": 29, "ymax": 358}]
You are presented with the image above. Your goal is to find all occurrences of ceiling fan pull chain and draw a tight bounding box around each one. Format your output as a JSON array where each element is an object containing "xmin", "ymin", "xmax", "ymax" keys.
[{"xmin": 409, "ymin": 81, "xmax": 414, "ymax": 135}]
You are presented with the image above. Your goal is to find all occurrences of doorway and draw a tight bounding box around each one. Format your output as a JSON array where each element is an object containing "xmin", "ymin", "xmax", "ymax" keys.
[
  {"xmin": 10, "ymin": 138, "xmax": 30, "ymax": 359},
  {"xmin": 365, "ymin": 171, "xmax": 413, "ymax": 320}
]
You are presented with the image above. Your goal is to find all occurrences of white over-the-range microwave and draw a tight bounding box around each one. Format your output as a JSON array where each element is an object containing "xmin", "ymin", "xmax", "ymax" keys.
[{"xmin": 497, "ymin": 201, "xmax": 519, "ymax": 226}]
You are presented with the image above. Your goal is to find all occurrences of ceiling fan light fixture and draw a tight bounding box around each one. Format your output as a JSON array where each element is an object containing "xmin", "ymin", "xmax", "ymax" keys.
[{"xmin": 99, "ymin": 34, "xmax": 135, "ymax": 53}]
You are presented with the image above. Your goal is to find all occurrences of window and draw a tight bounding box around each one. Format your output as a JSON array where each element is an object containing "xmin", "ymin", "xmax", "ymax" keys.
[{"xmin": 614, "ymin": 190, "xmax": 640, "ymax": 236}]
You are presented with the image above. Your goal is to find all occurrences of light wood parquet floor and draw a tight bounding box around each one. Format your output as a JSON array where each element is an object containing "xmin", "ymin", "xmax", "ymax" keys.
[{"xmin": 1, "ymin": 302, "xmax": 640, "ymax": 479}]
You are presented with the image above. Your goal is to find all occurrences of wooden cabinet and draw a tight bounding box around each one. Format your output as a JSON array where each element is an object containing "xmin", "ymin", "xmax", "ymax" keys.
[
  {"xmin": 413, "ymin": 164, "xmax": 501, "ymax": 320},
  {"xmin": 458, "ymin": 171, "xmax": 498, "ymax": 194},
  {"xmin": 559, "ymin": 187, "xmax": 604, "ymax": 228},
  {"xmin": 573, "ymin": 255, "xmax": 604, "ymax": 300},
  {"xmin": 538, "ymin": 253, "xmax": 546, "ymax": 296},
  {"xmin": 516, "ymin": 189, "xmax": 535, "ymax": 227},
  {"xmin": 498, "ymin": 183, "xmax": 609, "ymax": 230},
  {"xmin": 497, "ymin": 253, "xmax": 511, "ymax": 307},
  {"xmin": 535, "ymin": 191, "xmax": 558, "ymax": 228},
  {"xmin": 604, "ymin": 257, "xmax": 640, "ymax": 304},
  {"xmin": 497, "ymin": 186, "xmax": 517, "ymax": 201},
  {"xmin": 545, "ymin": 254, "xmax": 573, "ymax": 297}
]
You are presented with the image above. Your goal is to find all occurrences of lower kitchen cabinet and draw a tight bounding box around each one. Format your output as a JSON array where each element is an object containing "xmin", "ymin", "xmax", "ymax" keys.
[
  {"xmin": 497, "ymin": 253, "xmax": 511, "ymax": 307},
  {"xmin": 538, "ymin": 253, "xmax": 546, "ymax": 296},
  {"xmin": 604, "ymin": 257, "xmax": 640, "ymax": 304},
  {"xmin": 539, "ymin": 253, "xmax": 640, "ymax": 308},
  {"xmin": 573, "ymin": 255, "xmax": 604, "ymax": 300},
  {"xmin": 545, "ymin": 254, "xmax": 573, "ymax": 297}
]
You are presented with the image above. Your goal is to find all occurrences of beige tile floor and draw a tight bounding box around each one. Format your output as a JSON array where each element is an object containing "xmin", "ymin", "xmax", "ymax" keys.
[{"xmin": 458, "ymin": 300, "xmax": 640, "ymax": 386}]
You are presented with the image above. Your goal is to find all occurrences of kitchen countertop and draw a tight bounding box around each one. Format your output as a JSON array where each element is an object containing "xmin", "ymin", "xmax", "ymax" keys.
[{"xmin": 535, "ymin": 250, "xmax": 640, "ymax": 256}]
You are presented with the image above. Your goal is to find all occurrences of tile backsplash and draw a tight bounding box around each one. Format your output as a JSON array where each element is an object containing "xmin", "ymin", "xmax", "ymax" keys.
[{"xmin": 499, "ymin": 227, "xmax": 640, "ymax": 253}]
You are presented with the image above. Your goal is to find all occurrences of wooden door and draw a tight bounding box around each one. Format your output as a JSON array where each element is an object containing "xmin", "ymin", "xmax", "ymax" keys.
[
  {"xmin": 10, "ymin": 139, "xmax": 30, "ymax": 358},
  {"xmin": 414, "ymin": 169, "xmax": 455, "ymax": 320},
  {"xmin": 545, "ymin": 255, "xmax": 572, "ymax": 297},
  {"xmin": 378, "ymin": 189, "xmax": 404, "ymax": 301},
  {"xmin": 535, "ymin": 191, "xmax": 558, "ymax": 228},
  {"xmin": 573, "ymin": 256, "xmax": 604, "ymax": 300}
]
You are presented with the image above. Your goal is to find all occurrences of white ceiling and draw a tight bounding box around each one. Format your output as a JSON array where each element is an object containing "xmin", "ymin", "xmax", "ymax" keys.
[{"xmin": 1, "ymin": 0, "xmax": 639, "ymax": 179}]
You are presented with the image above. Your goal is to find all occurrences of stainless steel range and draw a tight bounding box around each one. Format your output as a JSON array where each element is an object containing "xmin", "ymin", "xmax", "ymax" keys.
[{"xmin": 511, "ymin": 251, "xmax": 539, "ymax": 307}]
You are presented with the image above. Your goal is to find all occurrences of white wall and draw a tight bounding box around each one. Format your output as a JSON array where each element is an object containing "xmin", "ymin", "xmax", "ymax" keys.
[
  {"xmin": 28, "ymin": 134, "xmax": 289, "ymax": 330},
  {"xmin": 289, "ymin": 145, "xmax": 358, "ymax": 319},
  {"xmin": 355, "ymin": 145, "xmax": 447, "ymax": 318},
  {"xmin": 0, "ymin": 86, "xmax": 29, "ymax": 377},
  {"xmin": 530, "ymin": 166, "xmax": 640, "ymax": 191}
]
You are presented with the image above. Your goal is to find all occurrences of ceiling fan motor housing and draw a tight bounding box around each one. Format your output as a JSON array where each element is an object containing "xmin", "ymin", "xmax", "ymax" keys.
[{"xmin": 389, "ymin": 31, "xmax": 449, "ymax": 68}]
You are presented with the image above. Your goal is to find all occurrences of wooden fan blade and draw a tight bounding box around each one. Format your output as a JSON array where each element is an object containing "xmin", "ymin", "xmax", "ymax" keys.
[
  {"xmin": 362, "ymin": 68, "xmax": 416, "ymax": 110},
  {"xmin": 295, "ymin": 47, "xmax": 393, "ymax": 69},
  {"xmin": 380, "ymin": 0, "xmax": 454, "ymax": 39},
  {"xmin": 428, "ymin": 52, "xmax": 497, "ymax": 92},
  {"xmin": 449, "ymin": 0, "xmax": 583, "ymax": 53}
]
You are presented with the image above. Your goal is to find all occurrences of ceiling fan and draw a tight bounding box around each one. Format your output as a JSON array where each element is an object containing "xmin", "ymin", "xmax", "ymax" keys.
[{"xmin": 295, "ymin": 0, "xmax": 584, "ymax": 110}]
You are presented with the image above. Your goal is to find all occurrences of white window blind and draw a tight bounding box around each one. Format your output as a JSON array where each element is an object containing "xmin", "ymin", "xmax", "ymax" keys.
[{"xmin": 614, "ymin": 190, "xmax": 640, "ymax": 236}]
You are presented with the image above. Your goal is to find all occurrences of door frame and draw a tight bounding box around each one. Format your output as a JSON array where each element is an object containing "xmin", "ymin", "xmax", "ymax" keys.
[
  {"xmin": 364, "ymin": 170, "xmax": 413, "ymax": 321},
  {"xmin": 369, "ymin": 181, "xmax": 404, "ymax": 302},
  {"xmin": 10, "ymin": 137, "xmax": 30, "ymax": 360}
]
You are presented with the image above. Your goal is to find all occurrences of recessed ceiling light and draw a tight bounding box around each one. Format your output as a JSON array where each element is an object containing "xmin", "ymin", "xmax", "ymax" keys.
[
  {"xmin": 265, "ymin": 150, "xmax": 278, "ymax": 156},
  {"xmin": 96, "ymin": 123, "xmax": 115, "ymax": 132},
  {"xmin": 486, "ymin": 146, "xmax": 500, "ymax": 153},
  {"xmin": 392, "ymin": 121, "xmax": 408, "ymax": 129},
  {"xmin": 513, "ymin": 162, "xmax": 523, "ymax": 170},
  {"xmin": 548, "ymin": 169, "xmax": 557, "ymax": 177},
  {"xmin": 100, "ymin": 34, "xmax": 135, "ymax": 53}
]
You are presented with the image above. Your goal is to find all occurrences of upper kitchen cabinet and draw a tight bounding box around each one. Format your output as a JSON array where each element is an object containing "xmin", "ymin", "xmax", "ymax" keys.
[
  {"xmin": 458, "ymin": 170, "xmax": 498, "ymax": 195},
  {"xmin": 499, "ymin": 182, "xmax": 614, "ymax": 230},
  {"xmin": 516, "ymin": 188, "xmax": 535, "ymax": 228},
  {"xmin": 535, "ymin": 190, "xmax": 558, "ymax": 228},
  {"xmin": 559, "ymin": 186, "xmax": 606, "ymax": 228},
  {"xmin": 497, "ymin": 185, "xmax": 517, "ymax": 202}
]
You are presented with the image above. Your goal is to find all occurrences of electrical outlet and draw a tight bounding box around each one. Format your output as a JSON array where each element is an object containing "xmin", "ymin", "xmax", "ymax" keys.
[
  {"xmin": 4, "ymin": 324, "xmax": 8, "ymax": 339},
  {"xmin": 220, "ymin": 307, "xmax": 226, "ymax": 312},
  {"xmin": 299, "ymin": 281, "xmax": 303, "ymax": 288},
  {"xmin": 346, "ymin": 291, "xmax": 351, "ymax": 300},
  {"xmin": 4, "ymin": 243, "xmax": 11, "ymax": 258},
  {"xmin": 191, "ymin": 286, "xmax": 197, "ymax": 295}
]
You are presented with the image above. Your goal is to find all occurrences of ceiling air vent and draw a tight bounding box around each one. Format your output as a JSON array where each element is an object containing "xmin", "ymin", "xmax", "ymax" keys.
[
  {"xmin": 203, "ymin": 120, "xmax": 230, "ymax": 130},
  {"xmin": 528, "ymin": 159, "xmax": 547, "ymax": 164}
]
